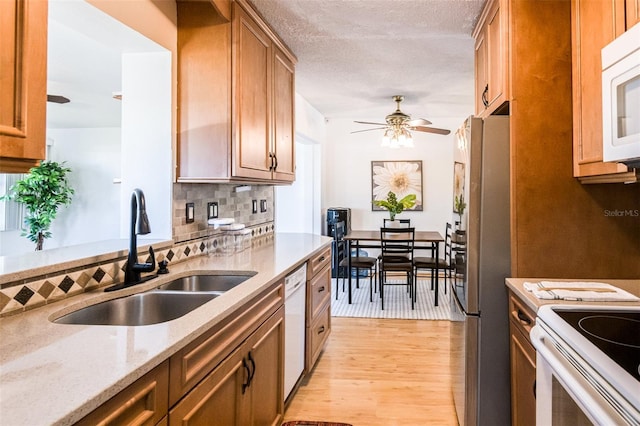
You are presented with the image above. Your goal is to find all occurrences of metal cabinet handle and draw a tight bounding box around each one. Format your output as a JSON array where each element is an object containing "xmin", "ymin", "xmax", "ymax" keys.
[
  {"xmin": 318, "ymin": 325, "xmax": 325, "ymax": 334},
  {"xmin": 533, "ymin": 379, "xmax": 536, "ymax": 399},
  {"xmin": 318, "ymin": 286, "xmax": 325, "ymax": 293},
  {"xmin": 482, "ymin": 84, "xmax": 489, "ymax": 107},
  {"xmin": 242, "ymin": 357, "xmax": 251, "ymax": 394},
  {"xmin": 248, "ymin": 351, "xmax": 256, "ymax": 385},
  {"xmin": 516, "ymin": 309, "xmax": 531, "ymax": 325},
  {"xmin": 319, "ymin": 255, "xmax": 326, "ymax": 262}
]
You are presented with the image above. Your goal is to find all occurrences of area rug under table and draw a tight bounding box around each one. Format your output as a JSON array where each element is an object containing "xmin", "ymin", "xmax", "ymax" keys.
[{"xmin": 330, "ymin": 278, "xmax": 451, "ymax": 320}]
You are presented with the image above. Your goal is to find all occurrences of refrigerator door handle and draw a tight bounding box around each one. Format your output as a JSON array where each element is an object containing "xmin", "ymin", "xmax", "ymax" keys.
[{"xmin": 451, "ymin": 285, "xmax": 480, "ymax": 317}]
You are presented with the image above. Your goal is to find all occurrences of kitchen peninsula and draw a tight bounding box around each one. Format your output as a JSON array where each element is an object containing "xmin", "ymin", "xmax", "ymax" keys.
[{"xmin": 0, "ymin": 233, "xmax": 331, "ymax": 425}]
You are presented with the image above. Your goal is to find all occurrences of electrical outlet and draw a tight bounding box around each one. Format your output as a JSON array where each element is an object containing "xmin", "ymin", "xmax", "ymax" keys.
[
  {"xmin": 252, "ymin": 200, "xmax": 258, "ymax": 214},
  {"xmin": 207, "ymin": 202, "xmax": 218, "ymax": 219},
  {"xmin": 186, "ymin": 202, "xmax": 195, "ymax": 223},
  {"xmin": 260, "ymin": 199, "xmax": 267, "ymax": 213}
]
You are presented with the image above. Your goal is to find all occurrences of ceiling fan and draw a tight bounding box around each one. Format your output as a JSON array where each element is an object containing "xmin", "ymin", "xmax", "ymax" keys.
[
  {"xmin": 47, "ymin": 94, "xmax": 70, "ymax": 104},
  {"xmin": 353, "ymin": 95, "xmax": 450, "ymax": 147}
]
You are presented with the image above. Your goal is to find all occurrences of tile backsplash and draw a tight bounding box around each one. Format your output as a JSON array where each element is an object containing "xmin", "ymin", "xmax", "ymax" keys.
[
  {"xmin": 0, "ymin": 183, "xmax": 276, "ymax": 317},
  {"xmin": 173, "ymin": 183, "xmax": 274, "ymax": 243}
]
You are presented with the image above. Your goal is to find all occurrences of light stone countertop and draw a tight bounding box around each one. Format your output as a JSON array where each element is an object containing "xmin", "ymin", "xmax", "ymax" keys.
[
  {"xmin": 0, "ymin": 233, "xmax": 331, "ymax": 426},
  {"xmin": 505, "ymin": 278, "xmax": 640, "ymax": 313},
  {"xmin": 0, "ymin": 239, "xmax": 173, "ymax": 285}
]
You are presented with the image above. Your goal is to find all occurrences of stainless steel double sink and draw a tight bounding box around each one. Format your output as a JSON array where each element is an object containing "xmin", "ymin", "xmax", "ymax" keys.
[{"xmin": 53, "ymin": 272, "xmax": 256, "ymax": 326}]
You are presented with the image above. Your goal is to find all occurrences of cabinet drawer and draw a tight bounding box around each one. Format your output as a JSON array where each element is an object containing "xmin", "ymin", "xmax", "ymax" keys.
[
  {"xmin": 306, "ymin": 302, "xmax": 331, "ymax": 371},
  {"xmin": 308, "ymin": 264, "xmax": 330, "ymax": 321},
  {"xmin": 510, "ymin": 321, "xmax": 537, "ymax": 426},
  {"xmin": 76, "ymin": 361, "xmax": 169, "ymax": 426},
  {"xmin": 307, "ymin": 246, "xmax": 331, "ymax": 278},
  {"xmin": 169, "ymin": 281, "xmax": 283, "ymax": 406},
  {"xmin": 508, "ymin": 291, "xmax": 535, "ymax": 338}
]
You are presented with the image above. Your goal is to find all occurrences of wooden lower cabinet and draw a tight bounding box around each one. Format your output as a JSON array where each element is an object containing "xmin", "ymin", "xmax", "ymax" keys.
[
  {"xmin": 305, "ymin": 248, "xmax": 332, "ymax": 371},
  {"xmin": 169, "ymin": 306, "xmax": 284, "ymax": 426},
  {"xmin": 508, "ymin": 292, "xmax": 536, "ymax": 426},
  {"xmin": 75, "ymin": 361, "xmax": 169, "ymax": 426},
  {"xmin": 76, "ymin": 281, "xmax": 285, "ymax": 426}
]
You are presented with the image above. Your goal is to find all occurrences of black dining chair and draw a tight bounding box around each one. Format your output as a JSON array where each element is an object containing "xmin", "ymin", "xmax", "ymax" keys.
[
  {"xmin": 339, "ymin": 235, "xmax": 378, "ymax": 303},
  {"xmin": 413, "ymin": 223, "xmax": 452, "ymax": 302},
  {"xmin": 449, "ymin": 230, "xmax": 466, "ymax": 289},
  {"xmin": 378, "ymin": 227, "xmax": 415, "ymax": 309},
  {"xmin": 383, "ymin": 218, "xmax": 411, "ymax": 227},
  {"xmin": 332, "ymin": 221, "xmax": 348, "ymax": 299}
]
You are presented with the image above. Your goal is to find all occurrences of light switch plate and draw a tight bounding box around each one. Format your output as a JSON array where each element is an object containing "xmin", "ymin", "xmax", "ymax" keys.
[
  {"xmin": 260, "ymin": 199, "xmax": 267, "ymax": 213},
  {"xmin": 252, "ymin": 200, "xmax": 258, "ymax": 214},
  {"xmin": 186, "ymin": 202, "xmax": 195, "ymax": 223}
]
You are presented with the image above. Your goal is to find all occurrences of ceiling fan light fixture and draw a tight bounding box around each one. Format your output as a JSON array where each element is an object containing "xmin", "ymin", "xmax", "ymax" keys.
[
  {"xmin": 403, "ymin": 129, "xmax": 414, "ymax": 148},
  {"xmin": 356, "ymin": 95, "xmax": 451, "ymax": 143},
  {"xmin": 382, "ymin": 124, "xmax": 413, "ymax": 148}
]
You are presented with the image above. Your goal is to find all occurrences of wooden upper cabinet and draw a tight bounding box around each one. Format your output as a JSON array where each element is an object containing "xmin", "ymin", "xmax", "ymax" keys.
[
  {"xmin": 272, "ymin": 45, "xmax": 295, "ymax": 182},
  {"xmin": 473, "ymin": 0, "xmax": 508, "ymax": 118},
  {"xmin": 627, "ymin": 0, "xmax": 640, "ymax": 27},
  {"xmin": 0, "ymin": 0, "xmax": 47, "ymax": 173},
  {"xmin": 571, "ymin": 0, "xmax": 638, "ymax": 183},
  {"xmin": 232, "ymin": 2, "xmax": 273, "ymax": 181},
  {"xmin": 176, "ymin": 0, "xmax": 296, "ymax": 184}
]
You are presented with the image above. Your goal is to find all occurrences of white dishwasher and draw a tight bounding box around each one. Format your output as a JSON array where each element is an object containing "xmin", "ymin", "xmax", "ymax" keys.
[{"xmin": 283, "ymin": 263, "xmax": 307, "ymax": 399}]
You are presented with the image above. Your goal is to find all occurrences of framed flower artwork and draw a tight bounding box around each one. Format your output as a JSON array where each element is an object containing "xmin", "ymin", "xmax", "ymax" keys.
[
  {"xmin": 371, "ymin": 160, "xmax": 423, "ymax": 211},
  {"xmin": 453, "ymin": 161, "xmax": 465, "ymax": 212}
]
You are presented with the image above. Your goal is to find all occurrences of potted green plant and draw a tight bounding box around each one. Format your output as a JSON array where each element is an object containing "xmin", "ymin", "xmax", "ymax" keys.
[
  {"xmin": 373, "ymin": 191, "xmax": 416, "ymax": 221},
  {"xmin": 1, "ymin": 161, "xmax": 74, "ymax": 250}
]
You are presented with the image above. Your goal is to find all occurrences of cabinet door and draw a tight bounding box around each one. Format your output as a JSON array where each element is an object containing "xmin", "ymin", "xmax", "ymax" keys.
[
  {"xmin": 169, "ymin": 348, "xmax": 246, "ymax": 426},
  {"xmin": 509, "ymin": 324, "xmax": 536, "ymax": 426},
  {"xmin": 571, "ymin": 0, "xmax": 630, "ymax": 179},
  {"xmin": 474, "ymin": 30, "xmax": 488, "ymax": 116},
  {"xmin": 232, "ymin": 3, "xmax": 272, "ymax": 181},
  {"xmin": 271, "ymin": 45, "xmax": 295, "ymax": 182},
  {"xmin": 246, "ymin": 306, "xmax": 285, "ymax": 426},
  {"xmin": 0, "ymin": 0, "xmax": 47, "ymax": 173},
  {"xmin": 485, "ymin": 0, "xmax": 505, "ymax": 109},
  {"xmin": 627, "ymin": 0, "xmax": 640, "ymax": 28},
  {"xmin": 473, "ymin": 0, "xmax": 507, "ymax": 117}
]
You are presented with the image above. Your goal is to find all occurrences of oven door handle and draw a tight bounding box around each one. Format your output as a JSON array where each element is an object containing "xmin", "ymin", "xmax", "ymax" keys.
[
  {"xmin": 530, "ymin": 325, "xmax": 630, "ymax": 425},
  {"xmin": 530, "ymin": 325, "xmax": 579, "ymax": 389}
]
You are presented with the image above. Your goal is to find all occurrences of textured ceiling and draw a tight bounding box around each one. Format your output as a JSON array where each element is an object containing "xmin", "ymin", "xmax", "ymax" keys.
[
  {"xmin": 250, "ymin": 0, "xmax": 485, "ymax": 122},
  {"xmin": 47, "ymin": 0, "xmax": 485, "ymax": 129}
]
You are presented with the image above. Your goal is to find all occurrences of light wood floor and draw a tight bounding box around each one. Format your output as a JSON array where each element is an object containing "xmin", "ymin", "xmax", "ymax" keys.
[{"xmin": 283, "ymin": 317, "xmax": 458, "ymax": 426}]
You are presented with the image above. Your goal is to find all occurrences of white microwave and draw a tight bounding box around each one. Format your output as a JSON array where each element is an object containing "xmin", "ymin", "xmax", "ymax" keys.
[{"xmin": 601, "ymin": 23, "xmax": 640, "ymax": 167}]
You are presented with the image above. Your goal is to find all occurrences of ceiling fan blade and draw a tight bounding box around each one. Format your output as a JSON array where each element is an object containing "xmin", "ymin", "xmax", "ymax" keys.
[
  {"xmin": 354, "ymin": 120, "xmax": 387, "ymax": 126},
  {"xmin": 350, "ymin": 127, "xmax": 387, "ymax": 134},
  {"xmin": 47, "ymin": 94, "xmax": 70, "ymax": 104},
  {"xmin": 407, "ymin": 118, "xmax": 432, "ymax": 126},
  {"xmin": 413, "ymin": 126, "xmax": 451, "ymax": 135}
]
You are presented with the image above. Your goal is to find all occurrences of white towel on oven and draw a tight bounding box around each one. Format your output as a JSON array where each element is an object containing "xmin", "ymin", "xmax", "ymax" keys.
[{"xmin": 523, "ymin": 281, "xmax": 640, "ymax": 302}]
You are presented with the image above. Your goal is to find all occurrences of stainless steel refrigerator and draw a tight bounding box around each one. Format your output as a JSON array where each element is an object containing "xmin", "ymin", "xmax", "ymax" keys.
[{"xmin": 450, "ymin": 115, "xmax": 511, "ymax": 425}]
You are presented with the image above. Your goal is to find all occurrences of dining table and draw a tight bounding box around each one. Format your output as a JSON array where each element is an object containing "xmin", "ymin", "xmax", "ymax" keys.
[{"xmin": 343, "ymin": 230, "xmax": 445, "ymax": 306}]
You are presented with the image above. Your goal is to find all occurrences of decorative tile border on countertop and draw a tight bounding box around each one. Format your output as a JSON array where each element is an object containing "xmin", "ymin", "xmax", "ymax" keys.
[{"xmin": 0, "ymin": 222, "xmax": 274, "ymax": 317}]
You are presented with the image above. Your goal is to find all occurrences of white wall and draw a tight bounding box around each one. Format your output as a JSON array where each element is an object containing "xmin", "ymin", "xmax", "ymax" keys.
[
  {"xmin": 275, "ymin": 94, "xmax": 326, "ymax": 234},
  {"xmin": 48, "ymin": 128, "xmax": 121, "ymax": 247},
  {"xmin": 321, "ymin": 117, "xmax": 467, "ymax": 236},
  {"xmin": 120, "ymin": 52, "xmax": 173, "ymax": 241}
]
